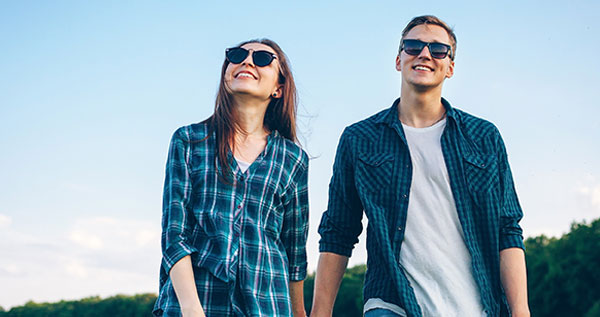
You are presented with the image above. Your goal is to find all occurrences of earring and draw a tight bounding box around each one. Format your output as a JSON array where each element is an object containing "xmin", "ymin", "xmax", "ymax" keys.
[{"xmin": 272, "ymin": 92, "xmax": 278, "ymax": 97}]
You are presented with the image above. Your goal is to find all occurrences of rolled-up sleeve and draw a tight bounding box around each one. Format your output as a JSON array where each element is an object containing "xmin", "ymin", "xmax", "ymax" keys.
[
  {"xmin": 161, "ymin": 127, "xmax": 198, "ymax": 274},
  {"xmin": 496, "ymin": 132, "xmax": 525, "ymax": 251},
  {"xmin": 281, "ymin": 152, "xmax": 309, "ymax": 281},
  {"xmin": 318, "ymin": 129, "xmax": 364, "ymax": 257}
]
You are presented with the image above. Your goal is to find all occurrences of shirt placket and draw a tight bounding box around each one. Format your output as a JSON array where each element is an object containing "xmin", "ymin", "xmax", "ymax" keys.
[
  {"xmin": 389, "ymin": 121, "xmax": 412, "ymax": 258},
  {"xmin": 229, "ymin": 172, "xmax": 249, "ymax": 280}
]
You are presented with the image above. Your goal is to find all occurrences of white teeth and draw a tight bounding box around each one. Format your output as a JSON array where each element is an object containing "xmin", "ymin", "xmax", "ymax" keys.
[
  {"xmin": 237, "ymin": 73, "xmax": 254, "ymax": 78},
  {"xmin": 415, "ymin": 66, "xmax": 431, "ymax": 71}
]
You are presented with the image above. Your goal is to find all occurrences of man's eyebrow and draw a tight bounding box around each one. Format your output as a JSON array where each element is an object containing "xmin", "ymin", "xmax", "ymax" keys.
[{"xmin": 404, "ymin": 38, "xmax": 450, "ymax": 44}]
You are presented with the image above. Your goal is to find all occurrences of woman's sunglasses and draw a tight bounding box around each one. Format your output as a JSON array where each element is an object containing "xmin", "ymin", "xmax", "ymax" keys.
[
  {"xmin": 225, "ymin": 47, "xmax": 277, "ymax": 67},
  {"xmin": 401, "ymin": 39, "xmax": 452, "ymax": 60}
]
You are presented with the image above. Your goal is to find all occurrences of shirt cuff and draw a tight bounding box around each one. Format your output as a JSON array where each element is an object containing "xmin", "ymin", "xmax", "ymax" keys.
[
  {"xmin": 319, "ymin": 242, "xmax": 353, "ymax": 258},
  {"xmin": 289, "ymin": 263, "xmax": 308, "ymax": 281},
  {"xmin": 499, "ymin": 234, "xmax": 525, "ymax": 251},
  {"xmin": 163, "ymin": 242, "xmax": 196, "ymax": 274}
]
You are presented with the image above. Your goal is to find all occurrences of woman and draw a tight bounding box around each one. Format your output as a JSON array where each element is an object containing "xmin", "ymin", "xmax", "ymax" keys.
[{"xmin": 153, "ymin": 39, "xmax": 309, "ymax": 316}]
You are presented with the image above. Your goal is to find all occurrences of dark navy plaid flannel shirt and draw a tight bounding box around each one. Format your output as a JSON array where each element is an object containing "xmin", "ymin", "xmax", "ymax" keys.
[
  {"xmin": 154, "ymin": 122, "xmax": 309, "ymax": 316},
  {"xmin": 318, "ymin": 98, "xmax": 525, "ymax": 317}
]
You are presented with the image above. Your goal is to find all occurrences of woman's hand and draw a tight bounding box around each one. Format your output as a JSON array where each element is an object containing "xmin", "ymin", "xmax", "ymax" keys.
[{"xmin": 181, "ymin": 304, "xmax": 205, "ymax": 317}]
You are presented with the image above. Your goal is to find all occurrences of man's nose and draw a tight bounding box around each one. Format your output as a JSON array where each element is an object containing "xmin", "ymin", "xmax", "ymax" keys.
[{"xmin": 417, "ymin": 45, "xmax": 433, "ymax": 59}]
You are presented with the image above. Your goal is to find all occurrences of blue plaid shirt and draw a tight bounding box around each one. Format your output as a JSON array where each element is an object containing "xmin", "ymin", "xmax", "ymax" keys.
[
  {"xmin": 154, "ymin": 122, "xmax": 309, "ymax": 316},
  {"xmin": 318, "ymin": 98, "xmax": 525, "ymax": 317}
]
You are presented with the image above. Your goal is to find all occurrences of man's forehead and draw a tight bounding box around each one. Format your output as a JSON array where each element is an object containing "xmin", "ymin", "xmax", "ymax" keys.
[{"xmin": 404, "ymin": 24, "xmax": 451, "ymax": 43}]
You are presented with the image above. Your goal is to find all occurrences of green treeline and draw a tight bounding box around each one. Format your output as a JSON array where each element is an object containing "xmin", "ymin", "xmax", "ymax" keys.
[
  {"xmin": 0, "ymin": 294, "xmax": 156, "ymax": 317},
  {"xmin": 1, "ymin": 218, "xmax": 599, "ymax": 316},
  {"xmin": 526, "ymin": 218, "xmax": 600, "ymax": 317}
]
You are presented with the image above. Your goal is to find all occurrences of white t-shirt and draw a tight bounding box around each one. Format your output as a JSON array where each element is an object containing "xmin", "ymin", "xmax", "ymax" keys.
[
  {"xmin": 236, "ymin": 158, "xmax": 251, "ymax": 173},
  {"xmin": 365, "ymin": 118, "xmax": 485, "ymax": 317}
]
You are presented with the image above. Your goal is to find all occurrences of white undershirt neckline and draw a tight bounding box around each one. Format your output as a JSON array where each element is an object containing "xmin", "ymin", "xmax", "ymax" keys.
[{"xmin": 235, "ymin": 158, "xmax": 251, "ymax": 173}]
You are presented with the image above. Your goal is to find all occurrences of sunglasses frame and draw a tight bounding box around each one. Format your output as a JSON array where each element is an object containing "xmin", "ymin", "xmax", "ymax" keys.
[
  {"xmin": 401, "ymin": 39, "xmax": 453, "ymax": 60},
  {"xmin": 225, "ymin": 47, "xmax": 278, "ymax": 67}
]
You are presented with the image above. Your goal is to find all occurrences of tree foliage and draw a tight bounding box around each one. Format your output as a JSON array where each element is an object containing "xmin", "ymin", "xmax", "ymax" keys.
[
  {"xmin": 526, "ymin": 218, "xmax": 600, "ymax": 317},
  {"xmin": 0, "ymin": 294, "xmax": 156, "ymax": 317}
]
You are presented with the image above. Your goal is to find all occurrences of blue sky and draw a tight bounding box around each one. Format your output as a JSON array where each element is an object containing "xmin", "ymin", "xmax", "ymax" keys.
[{"xmin": 1, "ymin": 0, "xmax": 599, "ymax": 309}]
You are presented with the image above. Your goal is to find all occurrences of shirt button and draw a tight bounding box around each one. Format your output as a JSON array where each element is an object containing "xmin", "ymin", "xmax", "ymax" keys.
[
  {"xmin": 402, "ymin": 194, "xmax": 408, "ymax": 199},
  {"xmin": 397, "ymin": 226, "xmax": 403, "ymax": 231},
  {"xmin": 405, "ymin": 164, "xmax": 410, "ymax": 168},
  {"xmin": 237, "ymin": 204, "xmax": 243, "ymax": 209}
]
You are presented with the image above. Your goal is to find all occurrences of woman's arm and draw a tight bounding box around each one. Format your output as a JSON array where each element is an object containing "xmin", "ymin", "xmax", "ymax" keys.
[
  {"xmin": 281, "ymin": 153, "xmax": 310, "ymax": 316},
  {"xmin": 289, "ymin": 280, "xmax": 306, "ymax": 317},
  {"xmin": 170, "ymin": 255, "xmax": 205, "ymax": 317},
  {"xmin": 161, "ymin": 128, "xmax": 202, "ymax": 316}
]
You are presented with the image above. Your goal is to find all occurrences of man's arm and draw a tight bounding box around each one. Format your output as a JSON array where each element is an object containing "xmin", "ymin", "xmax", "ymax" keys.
[
  {"xmin": 310, "ymin": 252, "xmax": 349, "ymax": 316},
  {"xmin": 500, "ymin": 248, "xmax": 530, "ymax": 317},
  {"xmin": 290, "ymin": 280, "xmax": 306, "ymax": 317},
  {"xmin": 170, "ymin": 255, "xmax": 205, "ymax": 317},
  {"xmin": 313, "ymin": 129, "xmax": 363, "ymax": 316},
  {"xmin": 494, "ymin": 131, "xmax": 529, "ymax": 316}
]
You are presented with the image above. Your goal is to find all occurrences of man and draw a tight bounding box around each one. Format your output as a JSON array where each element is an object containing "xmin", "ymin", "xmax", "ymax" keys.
[{"xmin": 311, "ymin": 15, "xmax": 529, "ymax": 317}]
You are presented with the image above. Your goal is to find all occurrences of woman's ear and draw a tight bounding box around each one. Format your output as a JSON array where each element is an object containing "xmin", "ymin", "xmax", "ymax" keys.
[{"xmin": 272, "ymin": 85, "xmax": 283, "ymax": 98}]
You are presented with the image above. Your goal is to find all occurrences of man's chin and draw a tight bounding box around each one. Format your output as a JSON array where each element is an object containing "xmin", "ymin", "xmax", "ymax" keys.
[{"xmin": 407, "ymin": 81, "xmax": 443, "ymax": 92}]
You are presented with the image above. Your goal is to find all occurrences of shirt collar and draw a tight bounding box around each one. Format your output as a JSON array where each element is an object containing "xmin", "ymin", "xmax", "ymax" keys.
[{"xmin": 375, "ymin": 97, "xmax": 459, "ymax": 127}]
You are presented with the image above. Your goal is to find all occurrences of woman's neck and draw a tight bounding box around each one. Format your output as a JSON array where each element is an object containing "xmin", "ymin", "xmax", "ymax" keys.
[
  {"xmin": 233, "ymin": 99, "xmax": 269, "ymax": 137},
  {"xmin": 231, "ymin": 99, "xmax": 270, "ymax": 164}
]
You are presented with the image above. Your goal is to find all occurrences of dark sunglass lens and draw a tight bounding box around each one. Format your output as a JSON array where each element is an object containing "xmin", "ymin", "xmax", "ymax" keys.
[
  {"xmin": 253, "ymin": 51, "xmax": 274, "ymax": 67},
  {"xmin": 226, "ymin": 48, "xmax": 249, "ymax": 64},
  {"xmin": 403, "ymin": 40, "xmax": 425, "ymax": 56},
  {"xmin": 429, "ymin": 43, "xmax": 450, "ymax": 59}
]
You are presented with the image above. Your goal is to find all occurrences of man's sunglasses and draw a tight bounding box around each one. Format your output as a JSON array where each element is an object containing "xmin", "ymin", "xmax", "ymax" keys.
[
  {"xmin": 225, "ymin": 47, "xmax": 277, "ymax": 67},
  {"xmin": 401, "ymin": 39, "xmax": 452, "ymax": 60}
]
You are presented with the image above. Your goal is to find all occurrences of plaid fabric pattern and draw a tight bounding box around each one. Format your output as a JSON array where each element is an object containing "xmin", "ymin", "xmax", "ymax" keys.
[
  {"xmin": 318, "ymin": 98, "xmax": 524, "ymax": 317},
  {"xmin": 154, "ymin": 122, "xmax": 309, "ymax": 316}
]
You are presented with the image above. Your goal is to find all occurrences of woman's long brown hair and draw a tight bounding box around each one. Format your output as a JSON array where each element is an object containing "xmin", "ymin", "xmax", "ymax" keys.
[{"xmin": 203, "ymin": 38, "xmax": 298, "ymax": 182}]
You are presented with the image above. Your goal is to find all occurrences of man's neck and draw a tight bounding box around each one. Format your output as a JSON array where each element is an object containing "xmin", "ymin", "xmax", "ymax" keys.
[{"xmin": 399, "ymin": 87, "xmax": 446, "ymax": 128}]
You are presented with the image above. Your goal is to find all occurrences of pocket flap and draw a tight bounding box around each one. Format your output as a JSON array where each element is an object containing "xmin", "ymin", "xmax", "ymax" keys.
[
  {"xmin": 358, "ymin": 152, "xmax": 394, "ymax": 166},
  {"xmin": 463, "ymin": 153, "xmax": 495, "ymax": 169}
]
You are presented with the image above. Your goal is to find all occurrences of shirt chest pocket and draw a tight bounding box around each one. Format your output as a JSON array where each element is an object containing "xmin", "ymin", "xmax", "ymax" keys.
[
  {"xmin": 355, "ymin": 152, "xmax": 395, "ymax": 193},
  {"xmin": 263, "ymin": 185, "xmax": 285, "ymax": 237},
  {"xmin": 463, "ymin": 154, "xmax": 500, "ymax": 194}
]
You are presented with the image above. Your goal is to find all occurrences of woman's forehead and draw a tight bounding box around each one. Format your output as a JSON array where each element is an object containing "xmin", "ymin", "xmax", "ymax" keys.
[{"xmin": 241, "ymin": 42, "xmax": 276, "ymax": 54}]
